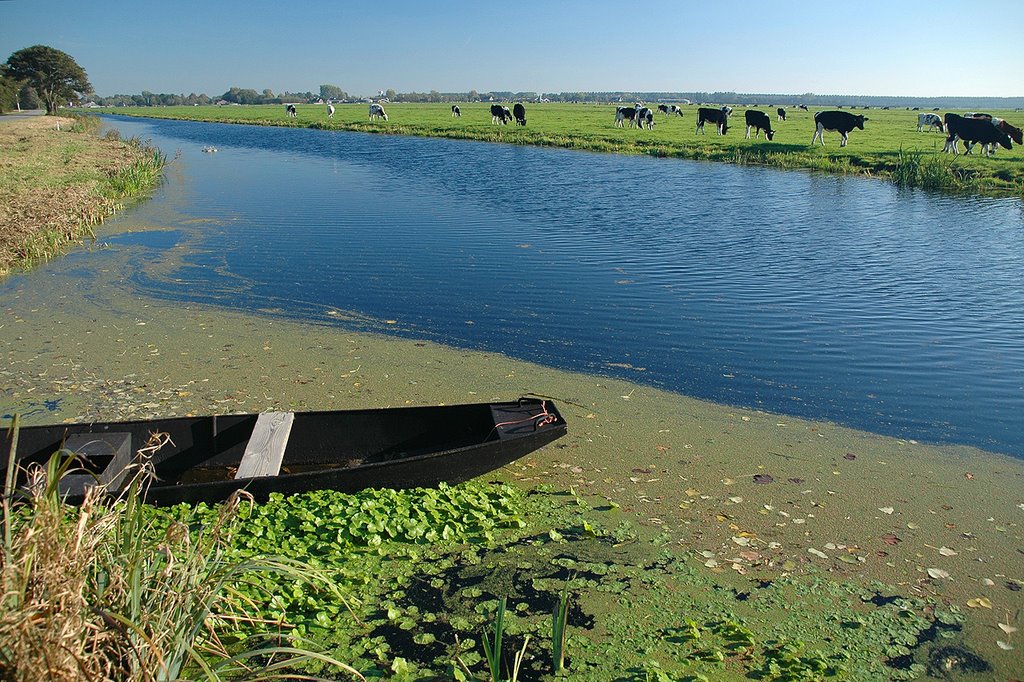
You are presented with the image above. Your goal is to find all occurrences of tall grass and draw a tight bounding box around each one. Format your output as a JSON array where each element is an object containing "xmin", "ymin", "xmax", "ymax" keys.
[
  {"xmin": 103, "ymin": 135, "xmax": 167, "ymax": 199},
  {"xmin": 0, "ymin": 427, "xmax": 362, "ymax": 681}
]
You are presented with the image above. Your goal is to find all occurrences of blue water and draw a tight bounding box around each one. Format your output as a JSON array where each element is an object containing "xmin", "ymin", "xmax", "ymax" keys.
[{"xmin": 36, "ymin": 117, "xmax": 1024, "ymax": 455}]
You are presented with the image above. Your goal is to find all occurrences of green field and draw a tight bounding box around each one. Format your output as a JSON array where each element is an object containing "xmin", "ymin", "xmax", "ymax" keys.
[{"xmin": 99, "ymin": 102, "xmax": 1024, "ymax": 197}]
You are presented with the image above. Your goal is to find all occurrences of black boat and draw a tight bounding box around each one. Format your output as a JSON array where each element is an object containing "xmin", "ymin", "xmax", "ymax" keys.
[{"xmin": 1, "ymin": 398, "xmax": 567, "ymax": 506}]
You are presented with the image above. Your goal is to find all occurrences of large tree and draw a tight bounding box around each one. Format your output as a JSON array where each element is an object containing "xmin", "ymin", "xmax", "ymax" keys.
[{"xmin": 5, "ymin": 45, "xmax": 91, "ymax": 114}]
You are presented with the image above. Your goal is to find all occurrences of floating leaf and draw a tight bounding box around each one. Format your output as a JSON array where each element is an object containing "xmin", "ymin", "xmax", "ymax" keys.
[
  {"xmin": 731, "ymin": 536, "xmax": 752, "ymax": 546},
  {"xmin": 998, "ymin": 623, "xmax": 1018, "ymax": 635},
  {"xmin": 808, "ymin": 548, "xmax": 828, "ymax": 559},
  {"xmin": 927, "ymin": 568, "xmax": 951, "ymax": 580},
  {"xmin": 788, "ymin": 477, "xmax": 805, "ymax": 484},
  {"xmin": 729, "ymin": 496, "xmax": 743, "ymax": 503},
  {"xmin": 997, "ymin": 641, "xmax": 1014, "ymax": 650},
  {"xmin": 722, "ymin": 477, "xmax": 736, "ymax": 485},
  {"xmin": 938, "ymin": 546, "xmax": 957, "ymax": 556},
  {"xmin": 907, "ymin": 522, "xmax": 920, "ymax": 529},
  {"xmin": 982, "ymin": 578, "xmax": 995, "ymax": 586},
  {"xmin": 843, "ymin": 453, "xmax": 856, "ymax": 461},
  {"xmin": 878, "ymin": 507, "xmax": 895, "ymax": 515},
  {"xmin": 882, "ymin": 533, "xmax": 901, "ymax": 546},
  {"xmin": 753, "ymin": 474, "xmax": 774, "ymax": 484},
  {"xmin": 967, "ymin": 597, "xmax": 993, "ymax": 609}
]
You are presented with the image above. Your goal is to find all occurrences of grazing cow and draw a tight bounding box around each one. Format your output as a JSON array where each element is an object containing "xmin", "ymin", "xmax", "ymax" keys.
[
  {"xmin": 636, "ymin": 107, "xmax": 655, "ymax": 130},
  {"xmin": 513, "ymin": 102, "xmax": 526, "ymax": 126},
  {"xmin": 658, "ymin": 104, "xmax": 685, "ymax": 116},
  {"xmin": 965, "ymin": 112, "xmax": 993, "ymax": 121},
  {"xmin": 777, "ymin": 107, "xmax": 787, "ymax": 121},
  {"xmin": 326, "ymin": 104, "xmax": 335, "ymax": 119},
  {"xmin": 286, "ymin": 104, "xmax": 297, "ymax": 118},
  {"xmin": 696, "ymin": 107, "xmax": 729, "ymax": 135},
  {"xmin": 811, "ymin": 110, "xmax": 867, "ymax": 146},
  {"xmin": 490, "ymin": 104, "xmax": 512, "ymax": 124},
  {"xmin": 615, "ymin": 106, "xmax": 638, "ymax": 128},
  {"xmin": 744, "ymin": 110, "xmax": 775, "ymax": 140},
  {"xmin": 916, "ymin": 112, "xmax": 942, "ymax": 132},
  {"xmin": 995, "ymin": 118, "xmax": 1023, "ymax": 145},
  {"xmin": 942, "ymin": 113, "xmax": 1011, "ymax": 156},
  {"xmin": 798, "ymin": 104, "xmax": 808, "ymax": 111},
  {"xmin": 369, "ymin": 103, "xmax": 388, "ymax": 121},
  {"xmin": 451, "ymin": 105, "xmax": 461, "ymax": 117}
]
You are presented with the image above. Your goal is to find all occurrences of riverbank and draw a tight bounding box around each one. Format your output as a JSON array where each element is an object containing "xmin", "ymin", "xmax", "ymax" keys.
[
  {"xmin": 2, "ymin": 245, "xmax": 1022, "ymax": 678},
  {"xmin": 0, "ymin": 114, "xmax": 165, "ymax": 276},
  {"xmin": 97, "ymin": 103, "xmax": 1024, "ymax": 198}
]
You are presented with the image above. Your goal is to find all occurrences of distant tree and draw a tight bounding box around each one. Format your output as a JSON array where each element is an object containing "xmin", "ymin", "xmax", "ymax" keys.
[
  {"xmin": 5, "ymin": 45, "xmax": 92, "ymax": 114},
  {"xmin": 320, "ymin": 84, "xmax": 347, "ymax": 101},
  {"xmin": 263, "ymin": 88, "xmax": 275, "ymax": 100},
  {"xmin": 385, "ymin": 88, "xmax": 397, "ymax": 101},
  {"xmin": 222, "ymin": 87, "xmax": 262, "ymax": 105},
  {"xmin": 0, "ymin": 66, "xmax": 18, "ymax": 113}
]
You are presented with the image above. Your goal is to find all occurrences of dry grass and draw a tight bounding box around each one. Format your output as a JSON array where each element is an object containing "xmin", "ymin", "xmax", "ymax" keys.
[
  {"xmin": 0, "ymin": 116, "xmax": 157, "ymax": 277},
  {"xmin": 0, "ymin": 429, "xmax": 362, "ymax": 681}
]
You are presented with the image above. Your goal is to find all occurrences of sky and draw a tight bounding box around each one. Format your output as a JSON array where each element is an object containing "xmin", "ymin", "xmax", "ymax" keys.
[{"xmin": 2, "ymin": 0, "xmax": 1022, "ymax": 99}]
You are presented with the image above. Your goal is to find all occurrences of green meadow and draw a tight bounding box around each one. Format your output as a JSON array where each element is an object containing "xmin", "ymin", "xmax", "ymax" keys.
[{"xmin": 100, "ymin": 102, "xmax": 1024, "ymax": 197}]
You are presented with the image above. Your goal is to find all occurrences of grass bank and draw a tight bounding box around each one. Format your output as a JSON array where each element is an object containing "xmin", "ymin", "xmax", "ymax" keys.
[
  {"xmin": 0, "ymin": 114, "xmax": 165, "ymax": 277},
  {"xmin": 99, "ymin": 103, "xmax": 1024, "ymax": 198}
]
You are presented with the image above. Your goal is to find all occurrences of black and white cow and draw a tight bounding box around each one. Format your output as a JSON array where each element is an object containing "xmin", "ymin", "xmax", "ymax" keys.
[
  {"xmin": 744, "ymin": 110, "xmax": 775, "ymax": 140},
  {"xmin": 368, "ymin": 103, "xmax": 388, "ymax": 121},
  {"xmin": 491, "ymin": 104, "xmax": 512, "ymax": 124},
  {"xmin": 615, "ymin": 106, "xmax": 638, "ymax": 128},
  {"xmin": 326, "ymin": 104, "xmax": 335, "ymax": 119},
  {"xmin": 916, "ymin": 113, "xmax": 942, "ymax": 132},
  {"xmin": 637, "ymin": 107, "xmax": 655, "ymax": 129},
  {"xmin": 777, "ymin": 107, "xmax": 786, "ymax": 121},
  {"xmin": 513, "ymin": 103, "xmax": 526, "ymax": 126},
  {"xmin": 696, "ymin": 107, "xmax": 729, "ymax": 135},
  {"xmin": 658, "ymin": 104, "xmax": 685, "ymax": 116},
  {"xmin": 286, "ymin": 104, "xmax": 297, "ymax": 118},
  {"xmin": 943, "ymin": 113, "xmax": 1012, "ymax": 156},
  {"xmin": 811, "ymin": 110, "xmax": 867, "ymax": 147},
  {"xmin": 451, "ymin": 105, "xmax": 461, "ymax": 117}
]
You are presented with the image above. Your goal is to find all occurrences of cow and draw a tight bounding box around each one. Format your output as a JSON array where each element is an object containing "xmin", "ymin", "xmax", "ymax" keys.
[
  {"xmin": 513, "ymin": 102, "xmax": 526, "ymax": 126},
  {"xmin": 965, "ymin": 112, "xmax": 993, "ymax": 121},
  {"xmin": 369, "ymin": 103, "xmax": 388, "ymax": 121},
  {"xmin": 777, "ymin": 107, "xmax": 787, "ymax": 121},
  {"xmin": 744, "ymin": 110, "xmax": 775, "ymax": 140},
  {"xmin": 916, "ymin": 112, "xmax": 942, "ymax": 132},
  {"xmin": 490, "ymin": 104, "xmax": 512, "ymax": 124},
  {"xmin": 326, "ymin": 104, "xmax": 335, "ymax": 119},
  {"xmin": 658, "ymin": 104, "xmax": 685, "ymax": 116},
  {"xmin": 696, "ymin": 107, "xmax": 729, "ymax": 135},
  {"xmin": 451, "ymin": 105, "xmax": 461, "ymax": 117},
  {"xmin": 636, "ymin": 107, "xmax": 655, "ymax": 129},
  {"xmin": 286, "ymin": 104, "xmax": 297, "ymax": 118},
  {"xmin": 811, "ymin": 110, "xmax": 867, "ymax": 147},
  {"xmin": 721, "ymin": 105, "xmax": 733, "ymax": 116},
  {"xmin": 942, "ymin": 113, "xmax": 1011, "ymax": 156},
  {"xmin": 615, "ymin": 106, "xmax": 638, "ymax": 128},
  {"xmin": 798, "ymin": 104, "xmax": 808, "ymax": 111},
  {"xmin": 981, "ymin": 119, "xmax": 1024, "ymax": 155}
]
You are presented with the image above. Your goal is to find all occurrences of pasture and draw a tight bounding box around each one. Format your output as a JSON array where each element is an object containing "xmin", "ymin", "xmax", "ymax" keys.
[{"xmin": 100, "ymin": 102, "xmax": 1024, "ymax": 196}]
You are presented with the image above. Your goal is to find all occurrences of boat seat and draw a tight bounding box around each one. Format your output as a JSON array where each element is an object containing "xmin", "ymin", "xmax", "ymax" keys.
[
  {"xmin": 58, "ymin": 432, "xmax": 133, "ymax": 497},
  {"xmin": 235, "ymin": 412, "xmax": 294, "ymax": 479}
]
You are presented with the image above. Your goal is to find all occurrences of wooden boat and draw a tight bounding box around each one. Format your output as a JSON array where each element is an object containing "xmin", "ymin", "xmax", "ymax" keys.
[{"xmin": 1, "ymin": 398, "xmax": 567, "ymax": 506}]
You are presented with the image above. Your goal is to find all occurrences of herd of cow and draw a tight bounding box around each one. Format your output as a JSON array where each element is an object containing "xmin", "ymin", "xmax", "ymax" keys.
[{"xmin": 288, "ymin": 102, "xmax": 1022, "ymax": 157}]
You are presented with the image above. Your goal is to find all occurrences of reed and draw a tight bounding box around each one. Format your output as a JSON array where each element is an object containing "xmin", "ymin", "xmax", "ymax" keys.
[{"xmin": 0, "ymin": 426, "xmax": 361, "ymax": 681}]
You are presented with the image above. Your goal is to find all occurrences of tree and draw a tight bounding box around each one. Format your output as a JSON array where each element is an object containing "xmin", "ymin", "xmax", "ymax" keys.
[
  {"xmin": 319, "ymin": 84, "xmax": 347, "ymax": 102},
  {"xmin": 5, "ymin": 45, "xmax": 91, "ymax": 114},
  {"xmin": 0, "ymin": 66, "xmax": 18, "ymax": 113}
]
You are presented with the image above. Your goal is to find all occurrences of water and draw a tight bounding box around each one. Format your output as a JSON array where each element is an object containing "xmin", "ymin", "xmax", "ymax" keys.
[{"xmin": 27, "ymin": 116, "xmax": 1024, "ymax": 456}]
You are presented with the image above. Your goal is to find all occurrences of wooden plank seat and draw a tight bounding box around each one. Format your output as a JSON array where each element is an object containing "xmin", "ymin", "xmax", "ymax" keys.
[
  {"xmin": 58, "ymin": 432, "xmax": 133, "ymax": 497},
  {"xmin": 235, "ymin": 412, "xmax": 294, "ymax": 479}
]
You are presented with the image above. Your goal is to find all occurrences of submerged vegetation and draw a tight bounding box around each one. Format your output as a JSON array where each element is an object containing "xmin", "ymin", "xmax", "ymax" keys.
[
  {"xmin": 0, "ymin": 114, "xmax": 165, "ymax": 276},
  {"xmin": 100, "ymin": 103, "xmax": 1024, "ymax": 198}
]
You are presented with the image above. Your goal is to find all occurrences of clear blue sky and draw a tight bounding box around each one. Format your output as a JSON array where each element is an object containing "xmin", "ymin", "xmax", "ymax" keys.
[{"xmin": 2, "ymin": 0, "xmax": 1021, "ymax": 98}]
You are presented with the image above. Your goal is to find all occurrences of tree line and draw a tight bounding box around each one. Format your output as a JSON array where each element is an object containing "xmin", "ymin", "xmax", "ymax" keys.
[{"xmin": 4, "ymin": 44, "xmax": 1021, "ymax": 115}]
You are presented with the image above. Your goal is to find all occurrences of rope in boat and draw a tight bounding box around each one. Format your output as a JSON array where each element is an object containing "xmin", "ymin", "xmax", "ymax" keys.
[{"xmin": 493, "ymin": 400, "xmax": 558, "ymax": 431}]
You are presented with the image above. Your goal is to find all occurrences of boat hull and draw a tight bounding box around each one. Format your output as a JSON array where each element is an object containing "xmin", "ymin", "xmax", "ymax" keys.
[{"xmin": 2, "ymin": 398, "xmax": 567, "ymax": 506}]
